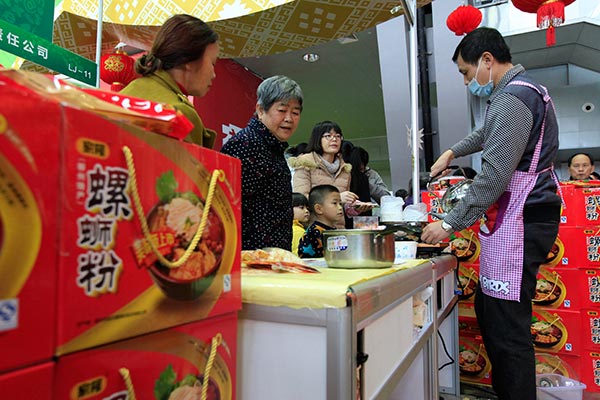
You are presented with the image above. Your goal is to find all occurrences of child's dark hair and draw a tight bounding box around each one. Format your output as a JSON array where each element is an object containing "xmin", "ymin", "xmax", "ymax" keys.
[
  {"xmin": 308, "ymin": 184, "xmax": 339, "ymax": 211},
  {"xmin": 292, "ymin": 192, "xmax": 309, "ymax": 207}
]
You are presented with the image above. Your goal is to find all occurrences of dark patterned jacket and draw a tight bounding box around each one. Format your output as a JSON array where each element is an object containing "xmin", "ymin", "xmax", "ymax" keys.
[
  {"xmin": 221, "ymin": 117, "xmax": 293, "ymax": 250},
  {"xmin": 298, "ymin": 221, "xmax": 335, "ymax": 258}
]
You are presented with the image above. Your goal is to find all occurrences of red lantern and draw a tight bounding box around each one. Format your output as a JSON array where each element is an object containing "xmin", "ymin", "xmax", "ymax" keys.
[
  {"xmin": 446, "ymin": 5, "xmax": 483, "ymax": 36},
  {"xmin": 100, "ymin": 49, "xmax": 138, "ymax": 91},
  {"xmin": 511, "ymin": 0, "xmax": 576, "ymax": 46}
]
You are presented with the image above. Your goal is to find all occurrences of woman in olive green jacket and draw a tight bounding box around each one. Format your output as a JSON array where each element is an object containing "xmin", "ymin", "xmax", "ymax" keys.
[{"xmin": 121, "ymin": 14, "xmax": 217, "ymax": 148}]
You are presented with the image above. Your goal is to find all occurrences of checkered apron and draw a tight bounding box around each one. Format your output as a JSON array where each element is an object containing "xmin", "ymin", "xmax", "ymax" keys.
[{"xmin": 479, "ymin": 80, "xmax": 557, "ymax": 301}]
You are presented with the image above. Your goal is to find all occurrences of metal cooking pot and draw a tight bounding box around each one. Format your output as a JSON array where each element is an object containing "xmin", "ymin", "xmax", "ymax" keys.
[{"xmin": 323, "ymin": 229, "xmax": 396, "ymax": 269}]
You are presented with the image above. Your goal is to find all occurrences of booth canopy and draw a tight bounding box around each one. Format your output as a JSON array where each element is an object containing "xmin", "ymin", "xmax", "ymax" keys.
[{"xmin": 20, "ymin": 0, "xmax": 432, "ymax": 72}]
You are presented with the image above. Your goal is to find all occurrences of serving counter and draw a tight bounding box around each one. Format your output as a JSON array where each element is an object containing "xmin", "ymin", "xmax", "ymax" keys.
[{"xmin": 237, "ymin": 255, "xmax": 459, "ymax": 400}]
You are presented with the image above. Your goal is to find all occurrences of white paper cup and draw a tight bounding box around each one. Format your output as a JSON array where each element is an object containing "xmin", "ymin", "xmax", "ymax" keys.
[{"xmin": 394, "ymin": 241, "xmax": 417, "ymax": 263}]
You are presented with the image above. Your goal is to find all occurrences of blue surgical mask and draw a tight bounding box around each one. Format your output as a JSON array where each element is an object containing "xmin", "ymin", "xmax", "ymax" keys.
[{"xmin": 468, "ymin": 58, "xmax": 493, "ymax": 97}]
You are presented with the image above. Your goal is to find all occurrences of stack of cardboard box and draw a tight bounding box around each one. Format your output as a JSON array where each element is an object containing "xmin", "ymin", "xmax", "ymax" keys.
[{"xmin": 0, "ymin": 70, "xmax": 241, "ymax": 399}]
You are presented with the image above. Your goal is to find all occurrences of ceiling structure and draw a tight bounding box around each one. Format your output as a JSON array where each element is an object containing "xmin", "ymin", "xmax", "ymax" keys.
[
  {"xmin": 20, "ymin": 0, "xmax": 432, "ymax": 71},
  {"xmin": 506, "ymin": 22, "xmax": 600, "ymax": 75}
]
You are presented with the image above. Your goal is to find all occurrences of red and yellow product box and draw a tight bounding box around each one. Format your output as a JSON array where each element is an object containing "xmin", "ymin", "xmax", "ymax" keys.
[
  {"xmin": 579, "ymin": 350, "xmax": 600, "ymax": 393},
  {"xmin": 457, "ymin": 262, "xmax": 479, "ymax": 304},
  {"xmin": 558, "ymin": 226, "xmax": 600, "ymax": 268},
  {"xmin": 428, "ymin": 176, "xmax": 467, "ymax": 192},
  {"xmin": 542, "ymin": 234, "xmax": 565, "ymax": 268},
  {"xmin": 55, "ymin": 312, "xmax": 237, "ymax": 400},
  {"xmin": 458, "ymin": 332, "xmax": 492, "ymax": 386},
  {"xmin": 534, "ymin": 266, "xmax": 588, "ymax": 310},
  {"xmin": 535, "ymin": 352, "xmax": 581, "ymax": 381},
  {"xmin": 0, "ymin": 70, "xmax": 242, "ymax": 358},
  {"xmin": 448, "ymin": 227, "xmax": 481, "ymax": 264},
  {"xmin": 421, "ymin": 190, "xmax": 444, "ymax": 223},
  {"xmin": 535, "ymin": 267, "xmax": 600, "ymax": 310},
  {"xmin": 0, "ymin": 362, "xmax": 54, "ymax": 399},
  {"xmin": 458, "ymin": 301, "xmax": 477, "ymax": 322},
  {"xmin": 560, "ymin": 182, "xmax": 600, "ymax": 227},
  {"xmin": 0, "ymin": 79, "xmax": 60, "ymax": 372},
  {"xmin": 583, "ymin": 269, "xmax": 600, "ymax": 307},
  {"xmin": 579, "ymin": 309, "xmax": 600, "ymax": 351},
  {"xmin": 531, "ymin": 309, "xmax": 582, "ymax": 355}
]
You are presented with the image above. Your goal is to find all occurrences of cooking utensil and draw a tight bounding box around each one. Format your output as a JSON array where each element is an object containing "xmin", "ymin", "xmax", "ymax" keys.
[
  {"xmin": 323, "ymin": 229, "xmax": 396, "ymax": 269},
  {"xmin": 427, "ymin": 166, "xmax": 473, "ymax": 220}
]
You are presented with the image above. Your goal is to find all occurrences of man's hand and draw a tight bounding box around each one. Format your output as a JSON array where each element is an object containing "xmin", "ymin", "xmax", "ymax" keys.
[
  {"xmin": 421, "ymin": 220, "xmax": 452, "ymax": 244},
  {"xmin": 429, "ymin": 150, "xmax": 455, "ymax": 180}
]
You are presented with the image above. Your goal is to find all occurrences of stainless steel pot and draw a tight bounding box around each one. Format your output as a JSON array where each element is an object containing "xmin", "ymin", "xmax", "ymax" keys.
[{"xmin": 323, "ymin": 229, "xmax": 395, "ymax": 269}]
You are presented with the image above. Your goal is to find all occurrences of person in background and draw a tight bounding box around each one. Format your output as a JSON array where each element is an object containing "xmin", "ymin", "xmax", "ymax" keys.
[
  {"xmin": 567, "ymin": 152, "xmax": 598, "ymax": 180},
  {"xmin": 343, "ymin": 145, "xmax": 374, "ymax": 228},
  {"xmin": 121, "ymin": 14, "xmax": 218, "ymax": 148},
  {"xmin": 421, "ymin": 27, "xmax": 561, "ymax": 400},
  {"xmin": 298, "ymin": 185, "xmax": 343, "ymax": 258},
  {"xmin": 403, "ymin": 172, "xmax": 430, "ymax": 206},
  {"xmin": 285, "ymin": 142, "xmax": 308, "ymax": 179},
  {"xmin": 285, "ymin": 142, "xmax": 308, "ymax": 158},
  {"xmin": 359, "ymin": 147, "xmax": 391, "ymax": 204},
  {"xmin": 288, "ymin": 121, "xmax": 364, "ymax": 227},
  {"xmin": 221, "ymin": 75, "xmax": 303, "ymax": 250},
  {"xmin": 291, "ymin": 192, "xmax": 310, "ymax": 255},
  {"xmin": 395, "ymin": 188, "xmax": 408, "ymax": 201}
]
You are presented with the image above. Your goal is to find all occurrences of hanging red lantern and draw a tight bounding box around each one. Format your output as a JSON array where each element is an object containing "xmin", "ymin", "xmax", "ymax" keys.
[
  {"xmin": 100, "ymin": 49, "xmax": 138, "ymax": 92},
  {"xmin": 446, "ymin": 5, "xmax": 483, "ymax": 36},
  {"xmin": 511, "ymin": 0, "xmax": 576, "ymax": 46}
]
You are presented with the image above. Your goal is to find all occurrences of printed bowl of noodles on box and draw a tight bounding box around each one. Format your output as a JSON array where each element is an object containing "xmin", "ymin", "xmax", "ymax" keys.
[{"xmin": 133, "ymin": 171, "xmax": 225, "ymax": 301}]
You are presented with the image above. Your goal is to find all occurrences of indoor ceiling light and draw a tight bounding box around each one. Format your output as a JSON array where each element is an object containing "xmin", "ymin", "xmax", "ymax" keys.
[
  {"xmin": 390, "ymin": 5, "xmax": 403, "ymax": 15},
  {"xmin": 337, "ymin": 34, "xmax": 359, "ymax": 45},
  {"xmin": 302, "ymin": 53, "xmax": 320, "ymax": 62}
]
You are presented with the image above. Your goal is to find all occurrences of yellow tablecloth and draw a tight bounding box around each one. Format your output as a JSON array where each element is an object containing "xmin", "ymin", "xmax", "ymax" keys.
[{"xmin": 242, "ymin": 259, "xmax": 428, "ymax": 309}]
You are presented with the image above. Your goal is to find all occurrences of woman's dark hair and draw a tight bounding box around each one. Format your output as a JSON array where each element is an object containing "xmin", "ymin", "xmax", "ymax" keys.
[
  {"xmin": 345, "ymin": 146, "xmax": 371, "ymax": 203},
  {"xmin": 292, "ymin": 192, "xmax": 309, "ymax": 207},
  {"xmin": 286, "ymin": 142, "xmax": 309, "ymax": 157},
  {"xmin": 358, "ymin": 147, "xmax": 369, "ymax": 167},
  {"xmin": 395, "ymin": 188, "xmax": 408, "ymax": 199},
  {"xmin": 305, "ymin": 121, "xmax": 343, "ymax": 155},
  {"xmin": 340, "ymin": 140, "xmax": 354, "ymax": 161},
  {"xmin": 452, "ymin": 27, "xmax": 512, "ymax": 65},
  {"xmin": 135, "ymin": 14, "xmax": 218, "ymax": 76}
]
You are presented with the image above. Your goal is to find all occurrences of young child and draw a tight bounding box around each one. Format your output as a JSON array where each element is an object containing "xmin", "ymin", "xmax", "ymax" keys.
[
  {"xmin": 298, "ymin": 185, "xmax": 344, "ymax": 258},
  {"xmin": 291, "ymin": 192, "xmax": 310, "ymax": 255}
]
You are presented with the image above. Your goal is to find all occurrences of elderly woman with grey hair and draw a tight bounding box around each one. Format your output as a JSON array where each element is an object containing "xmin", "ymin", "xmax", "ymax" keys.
[{"xmin": 221, "ymin": 75, "xmax": 303, "ymax": 250}]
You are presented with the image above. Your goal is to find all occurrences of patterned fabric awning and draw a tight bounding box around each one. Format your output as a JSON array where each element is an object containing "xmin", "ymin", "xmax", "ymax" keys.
[{"xmin": 20, "ymin": 0, "xmax": 432, "ymax": 72}]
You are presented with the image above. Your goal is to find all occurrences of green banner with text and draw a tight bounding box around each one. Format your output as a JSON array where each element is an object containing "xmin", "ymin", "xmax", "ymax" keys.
[
  {"xmin": 0, "ymin": 19, "xmax": 97, "ymax": 86},
  {"xmin": 0, "ymin": 0, "xmax": 54, "ymax": 41}
]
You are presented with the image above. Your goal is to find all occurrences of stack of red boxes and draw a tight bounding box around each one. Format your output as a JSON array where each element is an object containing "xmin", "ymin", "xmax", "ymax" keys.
[
  {"xmin": 0, "ymin": 71, "xmax": 241, "ymax": 399},
  {"xmin": 555, "ymin": 182, "xmax": 600, "ymax": 392},
  {"xmin": 421, "ymin": 180, "xmax": 489, "ymax": 386}
]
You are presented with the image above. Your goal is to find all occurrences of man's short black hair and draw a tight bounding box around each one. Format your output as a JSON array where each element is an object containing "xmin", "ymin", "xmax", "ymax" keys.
[
  {"xmin": 308, "ymin": 184, "xmax": 339, "ymax": 211},
  {"xmin": 452, "ymin": 27, "xmax": 512, "ymax": 65}
]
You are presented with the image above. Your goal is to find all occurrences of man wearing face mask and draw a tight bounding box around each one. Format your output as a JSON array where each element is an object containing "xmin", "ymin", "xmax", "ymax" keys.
[{"xmin": 421, "ymin": 27, "xmax": 561, "ymax": 400}]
